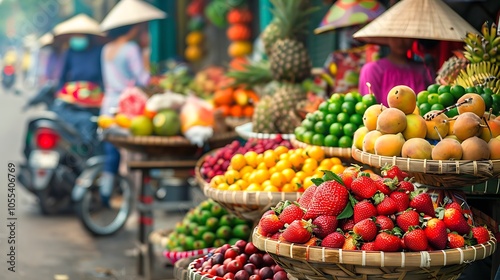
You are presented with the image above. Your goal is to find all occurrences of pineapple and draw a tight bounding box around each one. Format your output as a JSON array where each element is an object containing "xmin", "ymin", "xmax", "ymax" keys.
[
  {"xmin": 436, "ymin": 56, "xmax": 469, "ymax": 85},
  {"xmin": 225, "ymin": 60, "xmax": 273, "ymax": 89},
  {"xmin": 271, "ymin": 83, "xmax": 307, "ymax": 133},
  {"xmin": 269, "ymin": 38, "xmax": 312, "ymax": 83},
  {"xmin": 261, "ymin": 20, "xmax": 281, "ymax": 56},
  {"xmin": 252, "ymin": 96, "xmax": 276, "ymax": 133}
]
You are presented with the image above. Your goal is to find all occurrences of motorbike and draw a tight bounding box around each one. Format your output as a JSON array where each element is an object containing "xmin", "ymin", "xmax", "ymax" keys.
[
  {"xmin": 19, "ymin": 85, "xmax": 133, "ymax": 235},
  {"xmin": 2, "ymin": 64, "xmax": 16, "ymax": 89}
]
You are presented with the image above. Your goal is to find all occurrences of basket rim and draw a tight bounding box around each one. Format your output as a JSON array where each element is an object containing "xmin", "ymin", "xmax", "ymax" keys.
[
  {"xmin": 105, "ymin": 131, "xmax": 239, "ymax": 147},
  {"xmin": 194, "ymin": 149, "xmax": 221, "ymax": 186},
  {"xmin": 203, "ymin": 184, "xmax": 302, "ymax": 207},
  {"xmin": 235, "ymin": 122, "xmax": 294, "ymax": 140},
  {"xmin": 291, "ymin": 138, "xmax": 352, "ymax": 158},
  {"xmin": 352, "ymin": 148, "xmax": 500, "ymax": 176}
]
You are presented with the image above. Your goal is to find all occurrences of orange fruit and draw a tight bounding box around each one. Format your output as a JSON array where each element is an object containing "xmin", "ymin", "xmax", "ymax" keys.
[
  {"xmin": 281, "ymin": 168, "xmax": 296, "ymax": 182},
  {"xmin": 290, "ymin": 177, "xmax": 302, "ymax": 189},
  {"xmin": 281, "ymin": 183, "xmax": 296, "ymax": 192},
  {"xmin": 303, "ymin": 177, "xmax": 314, "ymax": 189},
  {"xmin": 331, "ymin": 164, "xmax": 345, "ymax": 174},
  {"xmin": 224, "ymin": 170, "xmax": 240, "ymax": 184},
  {"xmin": 263, "ymin": 185, "xmax": 279, "ymax": 192},
  {"xmin": 295, "ymin": 171, "xmax": 307, "ymax": 181},
  {"xmin": 263, "ymin": 150, "xmax": 278, "ymax": 168},
  {"xmin": 115, "ymin": 113, "xmax": 132, "ymax": 128},
  {"xmin": 143, "ymin": 108, "xmax": 157, "ymax": 119},
  {"xmin": 274, "ymin": 146, "xmax": 289, "ymax": 156},
  {"xmin": 319, "ymin": 159, "xmax": 333, "ymax": 170},
  {"xmin": 97, "ymin": 115, "xmax": 115, "ymax": 129},
  {"xmin": 230, "ymin": 154, "xmax": 246, "ymax": 171},
  {"xmin": 243, "ymin": 106, "xmax": 254, "ymax": 118},
  {"xmin": 306, "ymin": 146, "xmax": 325, "ymax": 161},
  {"xmin": 239, "ymin": 166, "xmax": 254, "ymax": 177},
  {"xmin": 244, "ymin": 151, "xmax": 258, "ymax": 168},
  {"xmin": 289, "ymin": 153, "xmax": 304, "ymax": 169},
  {"xmin": 228, "ymin": 184, "xmax": 241, "ymax": 191},
  {"xmin": 186, "ymin": 31, "xmax": 204, "ymax": 45},
  {"xmin": 185, "ymin": 45, "xmax": 203, "ymax": 62},
  {"xmin": 236, "ymin": 179, "xmax": 248, "ymax": 190},
  {"xmin": 228, "ymin": 41, "xmax": 252, "ymax": 57},
  {"xmin": 270, "ymin": 172, "xmax": 286, "ymax": 188},
  {"xmin": 257, "ymin": 162, "xmax": 267, "ymax": 170},
  {"xmin": 217, "ymin": 183, "xmax": 229, "ymax": 190},
  {"xmin": 275, "ymin": 160, "xmax": 292, "ymax": 172},
  {"xmin": 246, "ymin": 183, "xmax": 262, "ymax": 192}
]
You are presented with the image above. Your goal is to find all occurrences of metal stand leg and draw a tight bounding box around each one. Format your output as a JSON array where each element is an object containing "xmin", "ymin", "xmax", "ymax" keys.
[{"xmin": 137, "ymin": 170, "xmax": 154, "ymax": 279}]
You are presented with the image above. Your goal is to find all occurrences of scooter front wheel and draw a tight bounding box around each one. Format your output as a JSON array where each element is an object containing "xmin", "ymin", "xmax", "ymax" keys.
[{"xmin": 75, "ymin": 174, "xmax": 133, "ymax": 236}]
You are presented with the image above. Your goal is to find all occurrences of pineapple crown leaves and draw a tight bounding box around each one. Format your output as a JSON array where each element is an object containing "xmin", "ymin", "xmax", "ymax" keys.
[
  {"xmin": 268, "ymin": 0, "xmax": 319, "ymax": 40},
  {"xmin": 226, "ymin": 60, "xmax": 274, "ymax": 88}
]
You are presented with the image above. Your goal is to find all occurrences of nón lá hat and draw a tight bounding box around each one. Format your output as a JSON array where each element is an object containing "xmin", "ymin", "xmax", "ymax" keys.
[
  {"xmin": 352, "ymin": 0, "xmax": 479, "ymax": 44},
  {"xmin": 38, "ymin": 33, "xmax": 54, "ymax": 47},
  {"xmin": 315, "ymin": 0, "xmax": 386, "ymax": 34},
  {"xmin": 100, "ymin": 0, "xmax": 167, "ymax": 32},
  {"xmin": 53, "ymin": 14, "xmax": 103, "ymax": 37}
]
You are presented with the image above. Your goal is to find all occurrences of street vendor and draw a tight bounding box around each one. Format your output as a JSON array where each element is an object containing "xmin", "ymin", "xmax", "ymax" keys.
[{"xmin": 98, "ymin": 0, "xmax": 166, "ymax": 205}]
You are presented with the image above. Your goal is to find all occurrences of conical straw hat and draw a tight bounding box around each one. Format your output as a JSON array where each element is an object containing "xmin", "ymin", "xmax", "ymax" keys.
[
  {"xmin": 315, "ymin": 0, "xmax": 386, "ymax": 34},
  {"xmin": 53, "ymin": 14, "xmax": 103, "ymax": 37},
  {"xmin": 100, "ymin": 0, "xmax": 167, "ymax": 32},
  {"xmin": 352, "ymin": 0, "xmax": 479, "ymax": 44},
  {"xmin": 38, "ymin": 33, "xmax": 54, "ymax": 47}
]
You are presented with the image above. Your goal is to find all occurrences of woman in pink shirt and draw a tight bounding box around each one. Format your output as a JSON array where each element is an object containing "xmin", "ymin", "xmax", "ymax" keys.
[{"xmin": 358, "ymin": 37, "xmax": 435, "ymax": 106}]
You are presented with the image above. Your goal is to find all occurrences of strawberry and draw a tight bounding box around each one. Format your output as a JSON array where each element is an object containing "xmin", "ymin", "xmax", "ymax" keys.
[
  {"xmin": 340, "ymin": 166, "xmax": 361, "ymax": 190},
  {"xmin": 400, "ymin": 171, "xmax": 410, "ymax": 180},
  {"xmin": 374, "ymin": 193, "xmax": 398, "ymax": 216},
  {"xmin": 443, "ymin": 208, "xmax": 471, "ymax": 235},
  {"xmin": 303, "ymin": 237, "xmax": 320, "ymax": 246},
  {"xmin": 340, "ymin": 218, "xmax": 355, "ymax": 232},
  {"xmin": 259, "ymin": 214, "xmax": 285, "ymax": 236},
  {"xmin": 278, "ymin": 201, "xmax": 304, "ymax": 225},
  {"xmin": 424, "ymin": 218, "xmax": 448, "ymax": 250},
  {"xmin": 374, "ymin": 177, "xmax": 397, "ymax": 195},
  {"xmin": 471, "ymin": 226, "xmax": 490, "ymax": 244},
  {"xmin": 321, "ymin": 232, "xmax": 345, "ymax": 248},
  {"xmin": 447, "ymin": 232, "xmax": 465, "ymax": 249},
  {"xmin": 403, "ymin": 227, "xmax": 428, "ymax": 251},
  {"xmin": 396, "ymin": 209, "xmax": 420, "ymax": 232},
  {"xmin": 389, "ymin": 191, "xmax": 410, "ymax": 213},
  {"xmin": 396, "ymin": 178, "xmax": 415, "ymax": 193},
  {"xmin": 281, "ymin": 219, "xmax": 313, "ymax": 244},
  {"xmin": 312, "ymin": 215, "xmax": 338, "ymax": 239},
  {"xmin": 262, "ymin": 209, "xmax": 276, "ymax": 217},
  {"xmin": 375, "ymin": 215, "xmax": 395, "ymax": 231},
  {"xmin": 409, "ymin": 192, "xmax": 435, "ymax": 217},
  {"xmin": 351, "ymin": 176, "xmax": 377, "ymax": 199},
  {"xmin": 444, "ymin": 201, "xmax": 463, "ymax": 213},
  {"xmin": 353, "ymin": 200, "xmax": 377, "ymax": 223},
  {"xmin": 297, "ymin": 185, "xmax": 317, "ymax": 209},
  {"xmin": 374, "ymin": 231, "xmax": 402, "ymax": 252},
  {"xmin": 360, "ymin": 242, "xmax": 377, "ymax": 251},
  {"xmin": 353, "ymin": 218, "xmax": 378, "ymax": 242},
  {"xmin": 271, "ymin": 231, "xmax": 282, "ymax": 240},
  {"xmin": 342, "ymin": 234, "xmax": 359, "ymax": 250},
  {"xmin": 304, "ymin": 181, "xmax": 349, "ymax": 220},
  {"xmin": 381, "ymin": 164, "xmax": 405, "ymax": 181}
]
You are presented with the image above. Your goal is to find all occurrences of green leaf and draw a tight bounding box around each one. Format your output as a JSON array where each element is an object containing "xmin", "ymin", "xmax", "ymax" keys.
[
  {"xmin": 320, "ymin": 170, "xmax": 344, "ymax": 185},
  {"xmin": 337, "ymin": 201, "xmax": 353, "ymax": 220},
  {"xmin": 349, "ymin": 194, "xmax": 359, "ymax": 206},
  {"xmin": 311, "ymin": 178, "xmax": 324, "ymax": 186}
]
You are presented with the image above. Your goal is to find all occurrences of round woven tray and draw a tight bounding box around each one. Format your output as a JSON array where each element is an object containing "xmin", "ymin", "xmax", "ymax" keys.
[
  {"xmin": 235, "ymin": 122, "xmax": 294, "ymax": 140},
  {"xmin": 252, "ymin": 208, "xmax": 497, "ymax": 280},
  {"xmin": 174, "ymin": 256, "xmax": 199, "ymax": 280},
  {"xmin": 104, "ymin": 131, "xmax": 238, "ymax": 158},
  {"xmin": 225, "ymin": 117, "xmax": 252, "ymax": 129},
  {"xmin": 291, "ymin": 138, "xmax": 352, "ymax": 158},
  {"xmin": 352, "ymin": 148, "xmax": 500, "ymax": 188},
  {"xmin": 202, "ymin": 183, "xmax": 302, "ymax": 222}
]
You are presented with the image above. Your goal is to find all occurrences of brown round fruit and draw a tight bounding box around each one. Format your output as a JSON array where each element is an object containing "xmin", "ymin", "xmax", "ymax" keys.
[{"xmin": 457, "ymin": 93, "xmax": 486, "ymax": 117}]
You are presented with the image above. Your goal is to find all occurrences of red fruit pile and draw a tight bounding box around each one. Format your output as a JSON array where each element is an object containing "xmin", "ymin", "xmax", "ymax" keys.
[
  {"xmin": 257, "ymin": 165, "xmax": 493, "ymax": 252},
  {"xmin": 201, "ymin": 137, "xmax": 292, "ymax": 181},
  {"xmin": 191, "ymin": 240, "xmax": 288, "ymax": 280}
]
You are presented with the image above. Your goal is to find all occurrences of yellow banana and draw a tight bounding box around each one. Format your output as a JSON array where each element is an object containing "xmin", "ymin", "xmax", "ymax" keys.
[
  {"xmin": 473, "ymin": 47, "xmax": 484, "ymax": 56},
  {"xmin": 482, "ymin": 22, "xmax": 490, "ymax": 40},
  {"xmin": 490, "ymin": 57, "xmax": 496, "ymax": 64},
  {"xmin": 491, "ymin": 37, "xmax": 500, "ymax": 47},
  {"xmin": 464, "ymin": 44, "xmax": 475, "ymax": 54},
  {"xmin": 490, "ymin": 22, "xmax": 498, "ymax": 41}
]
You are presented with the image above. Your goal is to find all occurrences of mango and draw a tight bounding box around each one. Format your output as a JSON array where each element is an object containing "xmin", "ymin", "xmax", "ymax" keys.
[
  {"xmin": 362, "ymin": 130, "xmax": 383, "ymax": 154},
  {"xmin": 387, "ymin": 85, "xmax": 417, "ymax": 114},
  {"xmin": 424, "ymin": 110, "xmax": 449, "ymax": 140},
  {"xmin": 363, "ymin": 104, "xmax": 386, "ymax": 131},
  {"xmin": 453, "ymin": 112, "xmax": 483, "ymax": 141},
  {"xmin": 401, "ymin": 138, "xmax": 432, "ymax": 159},
  {"xmin": 376, "ymin": 108, "xmax": 407, "ymax": 134},
  {"xmin": 489, "ymin": 137, "xmax": 500, "ymax": 159},
  {"xmin": 374, "ymin": 133, "xmax": 405, "ymax": 157},
  {"xmin": 461, "ymin": 136, "xmax": 490, "ymax": 160},
  {"xmin": 353, "ymin": 126, "xmax": 369, "ymax": 150},
  {"xmin": 457, "ymin": 93, "xmax": 485, "ymax": 117},
  {"xmin": 431, "ymin": 138, "xmax": 463, "ymax": 160},
  {"xmin": 402, "ymin": 114, "xmax": 427, "ymax": 140}
]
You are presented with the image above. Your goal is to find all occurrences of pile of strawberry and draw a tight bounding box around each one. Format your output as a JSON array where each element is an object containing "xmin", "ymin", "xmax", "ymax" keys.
[{"xmin": 257, "ymin": 165, "xmax": 492, "ymax": 252}]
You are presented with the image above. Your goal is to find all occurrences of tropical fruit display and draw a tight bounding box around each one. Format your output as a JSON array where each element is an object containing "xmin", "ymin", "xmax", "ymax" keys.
[
  {"xmin": 294, "ymin": 91, "xmax": 378, "ymax": 148},
  {"xmin": 357, "ymin": 84, "xmax": 500, "ymax": 160},
  {"xmin": 165, "ymin": 199, "xmax": 252, "ymax": 252},
  {"xmin": 256, "ymin": 168, "xmax": 494, "ymax": 252},
  {"xmin": 213, "ymin": 87, "xmax": 259, "ymax": 118},
  {"xmin": 200, "ymin": 137, "xmax": 292, "ymax": 181},
  {"xmin": 226, "ymin": 6, "xmax": 253, "ymax": 59},
  {"xmin": 189, "ymin": 240, "xmax": 290, "ymax": 280},
  {"xmin": 208, "ymin": 144, "xmax": 348, "ymax": 193}
]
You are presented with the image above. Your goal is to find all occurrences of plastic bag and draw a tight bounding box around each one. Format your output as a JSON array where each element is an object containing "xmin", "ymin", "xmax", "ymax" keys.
[
  {"xmin": 180, "ymin": 95, "xmax": 214, "ymax": 134},
  {"xmin": 118, "ymin": 86, "xmax": 149, "ymax": 118}
]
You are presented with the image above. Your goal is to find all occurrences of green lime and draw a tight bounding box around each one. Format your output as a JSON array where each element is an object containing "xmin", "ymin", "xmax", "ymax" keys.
[
  {"xmin": 329, "ymin": 123, "xmax": 344, "ymax": 137},
  {"xmin": 324, "ymin": 135, "xmax": 339, "ymax": 147},
  {"xmin": 306, "ymin": 112, "xmax": 317, "ymax": 122},
  {"xmin": 445, "ymin": 107, "xmax": 459, "ymax": 117},
  {"xmin": 202, "ymin": 232, "xmax": 216, "ymax": 247},
  {"xmin": 427, "ymin": 93, "xmax": 440, "ymax": 105},
  {"xmin": 344, "ymin": 92, "xmax": 358, "ymax": 103},
  {"xmin": 465, "ymin": 86, "xmax": 477, "ymax": 93},
  {"xmin": 314, "ymin": 121, "xmax": 328, "ymax": 135},
  {"xmin": 354, "ymin": 102, "xmax": 368, "ymax": 115},
  {"xmin": 318, "ymin": 101, "xmax": 329, "ymax": 113},
  {"xmin": 216, "ymin": 225, "xmax": 232, "ymax": 239},
  {"xmin": 184, "ymin": 236, "xmax": 195, "ymax": 250},
  {"xmin": 427, "ymin": 84, "xmax": 440, "ymax": 94},
  {"xmin": 312, "ymin": 134, "xmax": 325, "ymax": 146},
  {"xmin": 481, "ymin": 93, "xmax": 493, "ymax": 109},
  {"xmin": 337, "ymin": 112, "xmax": 350, "ymax": 124},
  {"xmin": 219, "ymin": 215, "xmax": 233, "ymax": 226},
  {"xmin": 213, "ymin": 239, "xmax": 226, "ymax": 248},
  {"xmin": 492, "ymin": 103, "xmax": 500, "ymax": 115},
  {"xmin": 484, "ymin": 88, "xmax": 494, "ymax": 95},
  {"xmin": 419, "ymin": 103, "xmax": 432, "ymax": 116},
  {"xmin": 325, "ymin": 113, "xmax": 337, "ymax": 126},
  {"xmin": 302, "ymin": 131, "xmax": 314, "ymax": 144},
  {"xmin": 301, "ymin": 119, "xmax": 314, "ymax": 131},
  {"xmin": 192, "ymin": 225, "xmax": 208, "ymax": 239},
  {"xmin": 438, "ymin": 92, "xmax": 455, "ymax": 107},
  {"xmin": 199, "ymin": 200, "xmax": 212, "ymax": 211},
  {"xmin": 438, "ymin": 85, "xmax": 451, "ymax": 94},
  {"xmin": 328, "ymin": 102, "xmax": 342, "ymax": 114},
  {"xmin": 205, "ymin": 217, "xmax": 219, "ymax": 230},
  {"xmin": 343, "ymin": 123, "xmax": 357, "ymax": 137},
  {"xmin": 211, "ymin": 203, "xmax": 226, "ymax": 217},
  {"xmin": 475, "ymin": 86, "xmax": 484, "ymax": 94},
  {"xmin": 330, "ymin": 93, "xmax": 344, "ymax": 103},
  {"xmin": 362, "ymin": 94, "xmax": 378, "ymax": 106},
  {"xmin": 491, "ymin": 94, "xmax": 500, "ymax": 106},
  {"xmin": 341, "ymin": 101, "xmax": 356, "ymax": 115},
  {"xmin": 430, "ymin": 103, "xmax": 445, "ymax": 111},
  {"xmin": 294, "ymin": 127, "xmax": 305, "ymax": 141},
  {"xmin": 198, "ymin": 210, "xmax": 212, "ymax": 225},
  {"xmin": 416, "ymin": 91, "xmax": 429, "ymax": 105},
  {"xmin": 315, "ymin": 111, "xmax": 326, "ymax": 121},
  {"xmin": 338, "ymin": 136, "xmax": 353, "ymax": 148},
  {"xmin": 351, "ymin": 91, "xmax": 363, "ymax": 102},
  {"xmin": 350, "ymin": 114, "xmax": 363, "ymax": 126},
  {"xmin": 232, "ymin": 224, "xmax": 251, "ymax": 239},
  {"xmin": 450, "ymin": 85, "xmax": 465, "ymax": 100}
]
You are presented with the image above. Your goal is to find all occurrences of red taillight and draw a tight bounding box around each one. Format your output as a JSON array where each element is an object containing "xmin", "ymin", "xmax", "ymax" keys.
[
  {"xmin": 3, "ymin": 65, "xmax": 14, "ymax": 75},
  {"xmin": 35, "ymin": 128, "xmax": 59, "ymax": 149}
]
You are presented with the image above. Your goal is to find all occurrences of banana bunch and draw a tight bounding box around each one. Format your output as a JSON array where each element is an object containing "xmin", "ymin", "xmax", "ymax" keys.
[
  {"xmin": 463, "ymin": 22, "xmax": 500, "ymax": 64},
  {"xmin": 454, "ymin": 61, "xmax": 500, "ymax": 93}
]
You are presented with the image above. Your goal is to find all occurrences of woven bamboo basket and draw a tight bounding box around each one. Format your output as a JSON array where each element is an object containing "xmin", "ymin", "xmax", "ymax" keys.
[
  {"xmin": 174, "ymin": 256, "xmax": 198, "ymax": 280},
  {"xmin": 352, "ymin": 148, "xmax": 500, "ymax": 188},
  {"xmin": 202, "ymin": 183, "xmax": 302, "ymax": 222},
  {"xmin": 252, "ymin": 208, "xmax": 497, "ymax": 280},
  {"xmin": 104, "ymin": 131, "xmax": 238, "ymax": 158},
  {"xmin": 225, "ymin": 117, "xmax": 252, "ymax": 129},
  {"xmin": 194, "ymin": 149, "xmax": 216, "ymax": 187},
  {"xmin": 291, "ymin": 138, "xmax": 352, "ymax": 158},
  {"xmin": 235, "ymin": 122, "xmax": 294, "ymax": 140}
]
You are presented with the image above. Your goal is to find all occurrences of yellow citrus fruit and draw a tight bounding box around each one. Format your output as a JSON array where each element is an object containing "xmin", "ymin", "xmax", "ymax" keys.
[
  {"xmin": 257, "ymin": 162, "xmax": 267, "ymax": 170},
  {"xmin": 230, "ymin": 154, "xmax": 247, "ymax": 171},
  {"xmin": 228, "ymin": 184, "xmax": 241, "ymax": 191},
  {"xmin": 228, "ymin": 41, "xmax": 252, "ymax": 57},
  {"xmin": 185, "ymin": 45, "xmax": 203, "ymax": 62},
  {"xmin": 295, "ymin": 171, "xmax": 307, "ymax": 181},
  {"xmin": 254, "ymin": 169, "xmax": 270, "ymax": 184},
  {"xmin": 274, "ymin": 146, "xmax": 289, "ymax": 156},
  {"xmin": 210, "ymin": 175, "xmax": 225, "ymax": 187},
  {"xmin": 217, "ymin": 183, "xmax": 229, "ymax": 190},
  {"xmin": 244, "ymin": 151, "xmax": 258, "ymax": 168},
  {"xmin": 306, "ymin": 146, "xmax": 325, "ymax": 161},
  {"xmin": 115, "ymin": 113, "xmax": 131, "ymax": 128},
  {"xmin": 281, "ymin": 183, "xmax": 295, "ymax": 192},
  {"xmin": 281, "ymin": 168, "xmax": 296, "ymax": 182},
  {"xmin": 263, "ymin": 185, "xmax": 279, "ymax": 192},
  {"xmin": 279, "ymin": 153, "xmax": 290, "ymax": 161},
  {"xmin": 246, "ymin": 183, "xmax": 262, "ymax": 192},
  {"xmin": 263, "ymin": 150, "xmax": 278, "ymax": 168},
  {"xmin": 224, "ymin": 170, "xmax": 240, "ymax": 184},
  {"xmin": 236, "ymin": 179, "xmax": 248, "ymax": 190},
  {"xmin": 289, "ymin": 153, "xmax": 304, "ymax": 169},
  {"xmin": 319, "ymin": 159, "xmax": 334, "ymax": 170},
  {"xmin": 97, "ymin": 115, "xmax": 115, "ymax": 129},
  {"xmin": 186, "ymin": 31, "xmax": 204, "ymax": 45},
  {"xmin": 270, "ymin": 172, "xmax": 286, "ymax": 188},
  {"xmin": 275, "ymin": 160, "xmax": 292, "ymax": 172},
  {"xmin": 290, "ymin": 177, "xmax": 302, "ymax": 189},
  {"xmin": 239, "ymin": 166, "xmax": 254, "ymax": 177},
  {"xmin": 303, "ymin": 177, "xmax": 314, "ymax": 189},
  {"xmin": 330, "ymin": 157, "xmax": 342, "ymax": 166},
  {"xmin": 331, "ymin": 164, "xmax": 345, "ymax": 174}
]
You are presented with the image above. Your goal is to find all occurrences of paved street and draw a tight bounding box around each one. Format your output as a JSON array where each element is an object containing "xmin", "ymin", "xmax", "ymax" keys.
[{"xmin": 0, "ymin": 82, "xmax": 189, "ymax": 280}]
